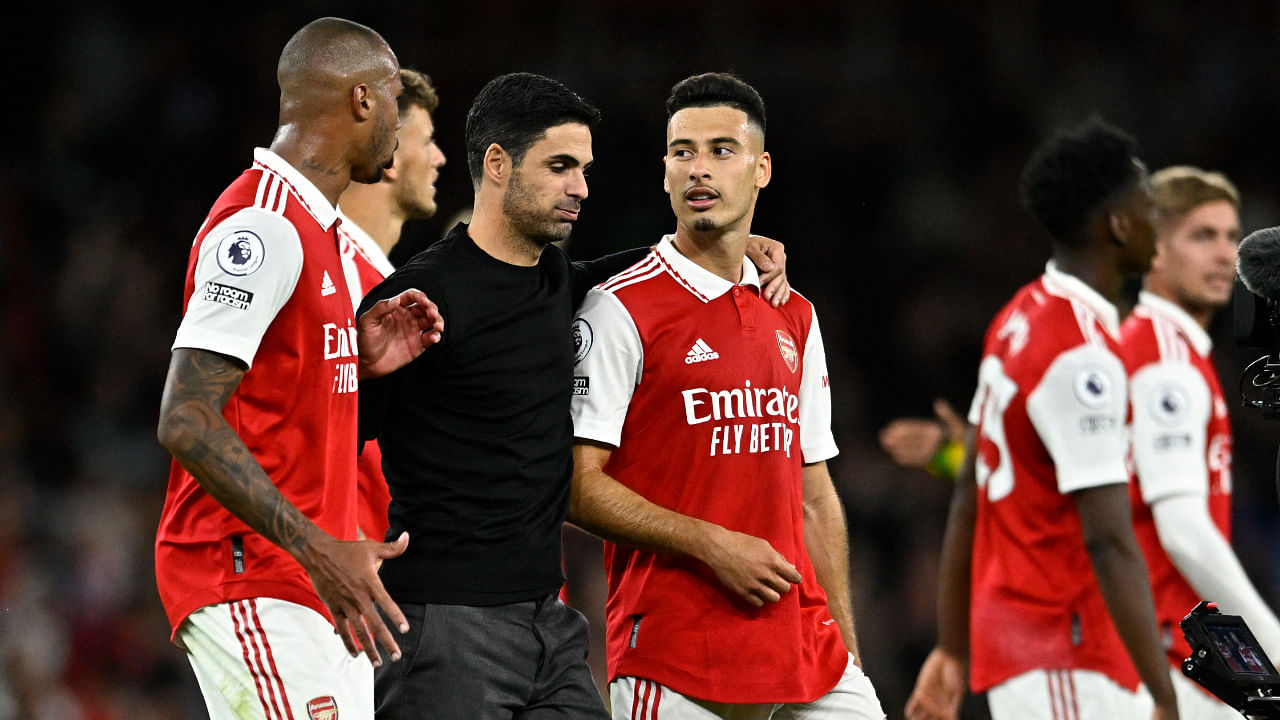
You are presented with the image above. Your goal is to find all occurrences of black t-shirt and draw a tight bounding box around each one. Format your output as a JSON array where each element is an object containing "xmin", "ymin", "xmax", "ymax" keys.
[{"xmin": 357, "ymin": 223, "xmax": 647, "ymax": 605}]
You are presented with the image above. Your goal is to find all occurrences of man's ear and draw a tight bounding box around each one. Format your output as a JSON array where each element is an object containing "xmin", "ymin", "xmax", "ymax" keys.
[
  {"xmin": 483, "ymin": 143, "xmax": 508, "ymax": 185},
  {"xmin": 351, "ymin": 83, "xmax": 373, "ymax": 121},
  {"xmin": 756, "ymin": 151, "xmax": 772, "ymax": 189},
  {"xmin": 1109, "ymin": 211, "xmax": 1131, "ymax": 245}
]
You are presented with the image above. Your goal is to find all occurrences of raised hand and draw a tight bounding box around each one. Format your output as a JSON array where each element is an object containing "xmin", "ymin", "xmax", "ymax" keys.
[{"xmin": 357, "ymin": 288, "xmax": 444, "ymax": 378}]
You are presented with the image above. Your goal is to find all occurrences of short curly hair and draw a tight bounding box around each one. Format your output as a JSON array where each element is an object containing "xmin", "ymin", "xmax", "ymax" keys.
[{"xmin": 1019, "ymin": 117, "xmax": 1140, "ymax": 244}]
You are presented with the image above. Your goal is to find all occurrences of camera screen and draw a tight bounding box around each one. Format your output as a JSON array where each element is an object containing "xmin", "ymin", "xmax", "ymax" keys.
[{"xmin": 1208, "ymin": 624, "xmax": 1274, "ymax": 676}]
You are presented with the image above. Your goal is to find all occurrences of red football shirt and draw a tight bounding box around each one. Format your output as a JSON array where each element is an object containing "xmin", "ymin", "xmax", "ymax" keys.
[
  {"xmin": 155, "ymin": 149, "xmax": 361, "ymax": 638},
  {"xmin": 570, "ymin": 237, "xmax": 846, "ymax": 703},
  {"xmin": 337, "ymin": 211, "xmax": 394, "ymax": 542},
  {"xmin": 966, "ymin": 262, "xmax": 1139, "ymax": 692},
  {"xmin": 1122, "ymin": 291, "xmax": 1232, "ymax": 670}
]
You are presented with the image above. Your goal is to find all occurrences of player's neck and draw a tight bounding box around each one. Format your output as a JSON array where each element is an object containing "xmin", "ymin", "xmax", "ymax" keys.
[
  {"xmin": 270, "ymin": 127, "xmax": 350, "ymax": 208},
  {"xmin": 671, "ymin": 227, "xmax": 748, "ymax": 284},
  {"xmin": 1052, "ymin": 250, "xmax": 1124, "ymax": 305},
  {"xmin": 339, "ymin": 191, "xmax": 404, "ymax": 257},
  {"xmin": 1142, "ymin": 281, "xmax": 1215, "ymax": 330}
]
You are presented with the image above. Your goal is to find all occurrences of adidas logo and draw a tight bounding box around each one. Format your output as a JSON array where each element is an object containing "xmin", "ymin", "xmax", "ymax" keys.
[
  {"xmin": 684, "ymin": 338, "xmax": 719, "ymax": 364},
  {"xmin": 321, "ymin": 270, "xmax": 337, "ymax": 297}
]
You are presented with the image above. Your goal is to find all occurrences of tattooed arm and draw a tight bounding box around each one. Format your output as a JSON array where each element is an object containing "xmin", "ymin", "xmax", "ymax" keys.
[{"xmin": 156, "ymin": 348, "xmax": 409, "ymax": 666}]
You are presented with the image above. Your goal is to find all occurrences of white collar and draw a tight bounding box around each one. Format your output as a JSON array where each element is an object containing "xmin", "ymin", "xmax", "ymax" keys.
[
  {"xmin": 252, "ymin": 148, "xmax": 338, "ymax": 230},
  {"xmin": 1042, "ymin": 260, "xmax": 1121, "ymax": 336},
  {"xmin": 336, "ymin": 209, "xmax": 396, "ymax": 277},
  {"xmin": 1136, "ymin": 290, "xmax": 1213, "ymax": 356},
  {"xmin": 654, "ymin": 235, "xmax": 761, "ymax": 302}
]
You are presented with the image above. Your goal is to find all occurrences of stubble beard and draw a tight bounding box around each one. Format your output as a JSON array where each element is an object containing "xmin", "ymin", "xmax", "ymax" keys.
[{"xmin": 504, "ymin": 172, "xmax": 571, "ymax": 247}]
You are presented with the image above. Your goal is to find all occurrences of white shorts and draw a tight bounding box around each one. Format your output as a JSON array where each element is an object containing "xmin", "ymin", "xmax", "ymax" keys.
[
  {"xmin": 178, "ymin": 597, "xmax": 374, "ymax": 720},
  {"xmin": 608, "ymin": 654, "xmax": 884, "ymax": 720},
  {"xmin": 986, "ymin": 668, "xmax": 1142, "ymax": 720},
  {"xmin": 1133, "ymin": 666, "xmax": 1241, "ymax": 720}
]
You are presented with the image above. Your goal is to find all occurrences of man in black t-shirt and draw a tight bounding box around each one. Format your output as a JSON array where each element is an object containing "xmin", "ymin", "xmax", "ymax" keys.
[{"xmin": 360, "ymin": 72, "xmax": 789, "ymax": 719}]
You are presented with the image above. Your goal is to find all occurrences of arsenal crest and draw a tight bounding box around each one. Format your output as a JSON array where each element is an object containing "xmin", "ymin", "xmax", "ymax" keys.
[
  {"xmin": 307, "ymin": 696, "xmax": 338, "ymax": 720},
  {"xmin": 776, "ymin": 330, "xmax": 798, "ymax": 373}
]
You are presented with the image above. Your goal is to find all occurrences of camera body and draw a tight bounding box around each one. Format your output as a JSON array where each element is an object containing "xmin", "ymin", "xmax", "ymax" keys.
[
  {"xmin": 1235, "ymin": 279, "xmax": 1280, "ymax": 420},
  {"xmin": 1181, "ymin": 601, "xmax": 1280, "ymax": 717}
]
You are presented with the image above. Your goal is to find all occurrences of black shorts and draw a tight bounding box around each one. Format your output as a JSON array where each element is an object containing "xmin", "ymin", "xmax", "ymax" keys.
[{"xmin": 375, "ymin": 593, "xmax": 609, "ymax": 719}]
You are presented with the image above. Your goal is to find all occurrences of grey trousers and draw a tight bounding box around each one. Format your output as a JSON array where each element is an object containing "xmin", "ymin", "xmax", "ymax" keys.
[{"xmin": 375, "ymin": 593, "xmax": 609, "ymax": 719}]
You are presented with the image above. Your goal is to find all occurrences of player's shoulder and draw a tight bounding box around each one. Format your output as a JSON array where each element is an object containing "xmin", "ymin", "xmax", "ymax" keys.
[
  {"xmin": 199, "ymin": 206, "xmax": 303, "ymax": 272},
  {"xmin": 594, "ymin": 250, "xmax": 666, "ymax": 298},
  {"xmin": 989, "ymin": 278, "xmax": 1119, "ymax": 370},
  {"xmin": 777, "ymin": 287, "xmax": 817, "ymax": 321},
  {"xmin": 1119, "ymin": 308, "xmax": 1164, "ymax": 368}
]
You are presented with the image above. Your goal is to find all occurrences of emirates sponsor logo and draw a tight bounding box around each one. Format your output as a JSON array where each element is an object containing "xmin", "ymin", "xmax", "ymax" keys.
[{"xmin": 682, "ymin": 381, "xmax": 799, "ymax": 457}]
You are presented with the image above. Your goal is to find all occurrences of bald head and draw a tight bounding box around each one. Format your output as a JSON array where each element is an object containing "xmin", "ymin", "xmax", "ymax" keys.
[
  {"xmin": 277, "ymin": 17, "xmax": 397, "ymax": 102},
  {"xmin": 270, "ymin": 17, "xmax": 403, "ymax": 202}
]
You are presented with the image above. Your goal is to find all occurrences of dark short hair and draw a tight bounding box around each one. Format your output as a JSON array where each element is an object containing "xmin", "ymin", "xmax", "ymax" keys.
[
  {"xmin": 464, "ymin": 72, "xmax": 600, "ymax": 186},
  {"xmin": 1019, "ymin": 116, "xmax": 1140, "ymax": 243},
  {"xmin": 399, "ymin": 67, "xmax": 439, "ymax": 116},
  {"xmin": 666, "ymin": 72, "xmax": 766, "ymax": 136}
]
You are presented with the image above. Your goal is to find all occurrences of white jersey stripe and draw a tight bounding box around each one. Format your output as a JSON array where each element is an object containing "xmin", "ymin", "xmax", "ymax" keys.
[
  {"xmin": 1070, "ymin": 300, "xmax": 1103, "ymax": 349},
  {"xmin": 1153, "ymin": 314, "xmax": 1169, "ymax": 360},
  {"xmin": 252, "ymin": 170, "xmax": 288, "ymax": 217},
  {"xmin": 268, "ymin": 174, "xmax": 287, "ymax": 215},
  {"xmin": 253, "ymin": 171, "xmax": 270, "ymax": 211},
  {"xmin": 1159, "ymin": 316, "xmax": 1187, "ymax": 363},
  {"xmin": 603, "ymin": 263, "xmax": 666, "ymax": 294},
  {"xmin": 600, "ymin": 255, "xmax": 661, "ymax": 292}
]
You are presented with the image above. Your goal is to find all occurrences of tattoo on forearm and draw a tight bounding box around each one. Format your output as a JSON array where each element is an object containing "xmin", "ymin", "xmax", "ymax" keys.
[{"xmin": 160, "ymin": 349, "xmax": 311, "ymax": 552}]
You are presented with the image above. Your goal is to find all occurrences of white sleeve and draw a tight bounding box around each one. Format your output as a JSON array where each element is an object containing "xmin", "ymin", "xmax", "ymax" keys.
[
  {"xmin": 172, "ymin": 208, "xmax": 304, "ymax": 368},
  {"xmin": 1025, "ymin": 344, "xmax": 1129, "ymax": 494},
  {"xmin": 570, "ymin": 289, "xmax": 642, "ymax": 448},
  {"xmin": 1152, "ymin": 495, "xmax": 1280, "ymax": 660},
  {"xmin": 799, "ymin": 306, "xmax": 838, "ymax": 463},
  {"xmin": 1129, "ymin": 361, "xmax": 1212, "ymax": 504}
]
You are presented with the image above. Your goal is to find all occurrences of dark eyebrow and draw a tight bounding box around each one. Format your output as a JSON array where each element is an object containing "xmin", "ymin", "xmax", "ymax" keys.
[
  {"xmin": 667, "ymin": 136, "xmax": 744, "ymax": 150},
  {"xmin": 546, "ymin": 153, "xmax": 585, "ymax": 167}
]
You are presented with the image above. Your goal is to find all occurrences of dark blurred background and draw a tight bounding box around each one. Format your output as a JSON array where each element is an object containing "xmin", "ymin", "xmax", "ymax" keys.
[{"xmin": 6, "ymin": 2, "xmax": 1280, "ymax": 718}]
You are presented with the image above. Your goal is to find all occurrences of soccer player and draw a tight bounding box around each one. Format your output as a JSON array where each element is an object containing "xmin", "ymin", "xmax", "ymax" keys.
[
  {"xmin": 1124, "ymin": 166, "xmax": 1280, "ymax": 719},
  {"xmin": 154, "ymin": 18, "xmax": 444, "ymax": 720},
  {"xmin": 569, "ymin": 71, "xmax": 884, "ymax": 719},
  {"xmin": 905, "ymin": 117, "xmax": 1179, "ymax": 720},
  {"xmin": 337, "ymin": 67, "xmax": 446, "ymax": 542}
]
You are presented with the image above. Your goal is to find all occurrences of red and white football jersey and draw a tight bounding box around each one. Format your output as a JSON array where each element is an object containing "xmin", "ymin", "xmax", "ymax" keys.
[
  {"xmin": 337, "ymin": 211, "xmax": 394, "ymax": 542},
  {"xmin": 570, "ymin": 236, "xmax": 846, "ymax": 704},
  {"xmin": 967, "ymin": 262, "xmax": 1138, "ymax": 692},
  {"xmin": 155, "ymin": 148, "xmax": 361, "ymax": 638},
  {"xmin": 1122, "ymin": 290, "xmax": 1232, "ymax": 669}
]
